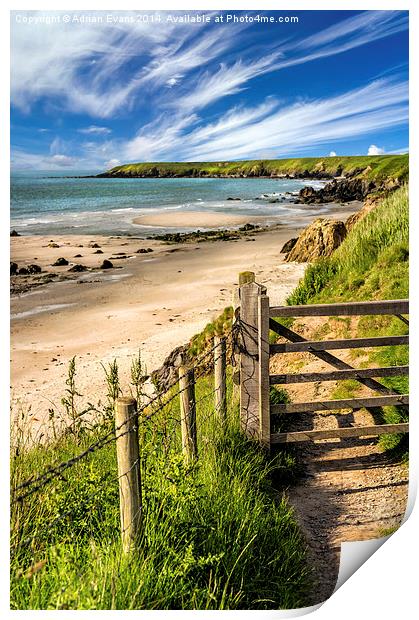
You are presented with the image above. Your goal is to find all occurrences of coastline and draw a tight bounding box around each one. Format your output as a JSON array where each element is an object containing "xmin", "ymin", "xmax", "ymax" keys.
[{"xmin": 10, "ymin": 202, "xmax": 361, "ymax": 438}]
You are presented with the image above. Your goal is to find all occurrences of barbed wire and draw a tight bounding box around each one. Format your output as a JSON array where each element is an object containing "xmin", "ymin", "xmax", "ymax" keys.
[
  {"xmin": 11, "ymin": 331, "xmax": 241, "ymax": 556},
  {"xmin": 12, "ymin": 326, "xmax": 238, "ymax": 503}
]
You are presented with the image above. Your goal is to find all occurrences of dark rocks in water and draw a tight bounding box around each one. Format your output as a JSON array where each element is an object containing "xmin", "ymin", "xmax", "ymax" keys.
[
  {"xmin": 18, "ymin": 267, "xmax": 29, "ymax": 275},
  {"xmin": 10, "ymin": 262, "xmax": 18, "ymax": 275},
  {"xmin": 100, "ymin": 259, "xmax": 113, "ymax": 269},
  {"xmin": 90, "ymin": 243, "xmax": 101, "ymax": 248},
  {"xmin": 280, "ymin": 238, "xmax": 298, "ymax": 254},
  {"xmin": 68, "ymin": 264, "xmax": 87, "ymax": 272},
  {"xmin": 93, "ymin": 249, "xmax": 104, "ymax": 254},
  {"xmin": 27, "ymin": 264, "xmax": 42, "ymax": 274},
  {"xmin": 227, "ymin": 197, "xmax": 241, "ymax": 201},
  {"xmin": 10, "ymin": 230, "xmax": 20, "ymax": 237},
  {"xmin": 297, "ymin": 177, "xmax": 388, "ymax": 204},
  {"xmin": 136, "ymin": 247, "xmax": 154, "ymax": 253},
  {"xmin": 52, "ymin": 257, "xmax": 69, "ymax": 266},
  {"xmin": 239, "ymin": 223, "xmax": 259, "ymax": 232},
  {"xmin": 74, "ymin": 254, "xmax": 83, "ymax": 258}
]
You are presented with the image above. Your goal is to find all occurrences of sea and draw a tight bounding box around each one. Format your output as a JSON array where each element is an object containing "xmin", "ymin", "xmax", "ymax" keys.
[{"xmin": 10, "ymin": 170, "xmax": 329, "ymax": 236}]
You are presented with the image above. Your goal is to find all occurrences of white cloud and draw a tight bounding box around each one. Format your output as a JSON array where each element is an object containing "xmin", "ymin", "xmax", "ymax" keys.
[
  {"xmin": 367, "ymin": 144, "xmax": 385, "ymax": 155},
  {"xmin": 78, "ymin": 125, "xmax": 112, "ymax": 135},
  {"xmin": 105, "ymin": 158, "xmax": 121, "ymax": 169},
  {"xmin": 11, "ymin": 149, "xmax": 78, "ymax": 169},
  {"xmin": 50, "ymin": 154, "xmax": 76, "ymax": 167},
  {"xmin": 165, "ymin": 76, "xmax": 183, "ymax": 88},
  {"xmin": 329, "ymin": 151, "xmax": 337, "ymax": 157}
]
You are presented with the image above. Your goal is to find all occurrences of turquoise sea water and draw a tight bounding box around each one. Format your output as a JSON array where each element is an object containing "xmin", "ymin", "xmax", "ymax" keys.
[{"xmin": 11, "ymin": 170, "xmax": 328, "ymax": 236}]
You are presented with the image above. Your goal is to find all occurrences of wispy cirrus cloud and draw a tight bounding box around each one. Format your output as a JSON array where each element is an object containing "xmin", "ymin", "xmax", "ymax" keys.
[
  {"xmin": 10, "ymin": 11, "xmax": 239, "ymax": 118},
  {"xmin": 172, "ymin": 54, "xmax": 283, "ymax": 113},
  {"xmin": 165, "ymin": 10, "xmax": 409, "ymax": 116},
  {"xmin": 123, "ymin": 78, "xmax": 408, "ymax": 162},
  {"xmin": 78, "ymin": 125, "xmax": 112, "ymax": 135},
  {"xmin": 11, "ymin": 10, "xmax": 409, "ymax": 167}
]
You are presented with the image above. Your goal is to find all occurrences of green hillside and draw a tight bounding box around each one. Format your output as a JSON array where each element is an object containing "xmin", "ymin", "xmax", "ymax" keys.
[
  {"xmin": 286, "ymin": 185, "xmax": 409, "ymax": 453},
  {"xmin": 100, "ymin": 154, "xmax": 408, "ymax": 182}
]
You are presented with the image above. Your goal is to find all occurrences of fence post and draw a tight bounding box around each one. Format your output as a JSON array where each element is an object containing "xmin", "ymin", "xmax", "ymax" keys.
[
  {"xmin": 214, "ymin": 336, "xmax": 227, "ymax": 421},
  {"xmin": 179, "ymin": 366, "xmax": 197, "ymax": 463},
  {"xmin": 258, "ymin": 293, "xmax": 271, "ymax": 448},
  {"xmin": 114, "ymin": 397, "xmax": 142, "ymax": 554},
  {"xmin": 238, "ymin": 271, "xmax": 267, "ymax": 439}
]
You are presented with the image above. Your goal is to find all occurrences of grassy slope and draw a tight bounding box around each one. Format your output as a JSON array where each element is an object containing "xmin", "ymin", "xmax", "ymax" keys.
[
  {"xmin": 11, "ymin": 371, "xmax": 310, "ymax": 610},
  {"xmin": 286, "ymin": 185, "xmax": 409, "ymax": 452},
  {"xmin": 104, "ymin": 154, "xmax": 408, "ymax": 181}
]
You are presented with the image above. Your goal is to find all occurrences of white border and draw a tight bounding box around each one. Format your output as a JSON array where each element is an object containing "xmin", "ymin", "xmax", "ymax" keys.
[{"xmin": 2, "ymin": 1, "xmax": 417, "ymax": 618}]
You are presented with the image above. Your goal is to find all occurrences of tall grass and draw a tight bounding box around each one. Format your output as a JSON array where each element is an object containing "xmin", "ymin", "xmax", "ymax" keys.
[
  {"xmin": 11, "ymin": 371, "xmax": 311, "ymax": 610},
  {"xmin": 285, "ymin": 185, "xmax": 409, "ymax": 454},
  {"xmin": 288, "ymin": 185, "xmax": 408, "ymax": 306}
]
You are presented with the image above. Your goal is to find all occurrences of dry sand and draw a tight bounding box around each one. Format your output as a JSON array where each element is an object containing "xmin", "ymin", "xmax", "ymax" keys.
[{"xmin": 10, "ymin": 204, "xmax": 361, "ymax": 439}]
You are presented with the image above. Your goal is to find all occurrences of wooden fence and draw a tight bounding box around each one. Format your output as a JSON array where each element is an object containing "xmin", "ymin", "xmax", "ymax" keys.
[
  {"xmin": 236, "ymin": 271, "xmax": 409, "ymax": 448},
  {"xmin": 114, "ymin": 337, "xmax": 228, "ymax": 552},
  {"xmin": 113, "ymin": 270, "xmax": 409, "ymax": 551}
]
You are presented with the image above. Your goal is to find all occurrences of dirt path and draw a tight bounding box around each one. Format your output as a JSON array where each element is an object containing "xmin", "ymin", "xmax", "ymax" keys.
[
  {"xmin": 284, "ymin": 408, "xmax": 408, "ymax": 605},
  {"xmin": 268, "ymin": 317, "xmax": 409, "ymax": 604}
]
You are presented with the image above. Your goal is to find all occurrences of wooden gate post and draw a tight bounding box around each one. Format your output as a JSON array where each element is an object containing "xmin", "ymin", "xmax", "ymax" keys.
[
  {"xmin": 179, "ymin": 366, "xmax": 197, "ymax": 463},
  {"xmin": 258, "ymin": 293, "xmax": 271, "ymax": 448},
  {"xmin": 238, "ymin": 271, "xmax": 268, "ymax": 441},
  {"xmin": 115, "ymin": 397, "xmax": 142, "ymax": 553},
  {"xmin": 214, "ymin": 336, "xmax": 227, "ymax": 421}
]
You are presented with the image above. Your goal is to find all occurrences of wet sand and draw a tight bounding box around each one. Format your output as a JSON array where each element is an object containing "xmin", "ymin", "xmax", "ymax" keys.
[{"xmin": 133, "ymin": 211, "xmax": 279, "ymax": 228}]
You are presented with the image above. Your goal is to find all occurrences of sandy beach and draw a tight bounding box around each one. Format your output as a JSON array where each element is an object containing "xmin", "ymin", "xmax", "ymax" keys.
[
  {"xmin": 10, "ymin": 203, "xmax": 361, "ymax": 439},
  {"xmin": 133, "ymin": 211, "xmax": 281, "ymax": 228}
]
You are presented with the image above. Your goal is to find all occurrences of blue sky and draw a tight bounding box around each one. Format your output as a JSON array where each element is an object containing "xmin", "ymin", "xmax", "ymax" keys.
[{"xmin": 10, "ymin": 9, "xmax": 408, "ymax": 171}]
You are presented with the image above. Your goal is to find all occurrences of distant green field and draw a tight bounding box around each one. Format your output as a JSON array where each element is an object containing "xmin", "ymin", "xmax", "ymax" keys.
[{"xmin": 102, "ymin": 154, "xmax": 408, "ymax": 182}]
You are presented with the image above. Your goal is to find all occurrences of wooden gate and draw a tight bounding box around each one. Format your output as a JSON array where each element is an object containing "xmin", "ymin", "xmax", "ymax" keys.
[{"xmin": 237, "ymin": 272, "xmax": 409, "ymax": 448}]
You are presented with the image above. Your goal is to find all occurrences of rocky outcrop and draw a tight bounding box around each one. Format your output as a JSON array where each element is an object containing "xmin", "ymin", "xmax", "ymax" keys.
[
  {"xmin": 52, "ymin": 257, "xmax": 69, "ymax": 266},
  {"xmin": 280, "ymin": 238, "xmax": 298, "ymax": 254},
  {"xmin": 151, "ymin": 344, "xmax": 188, "ymax": 390},
  {"xmin": 298, "ymin": 178, "xmax": 378, "ymax": 204},
  {"xmin": 285, "ymin": 218, "xmax": 347, "ymax": 263},
  {"xmin": 298, "ymin": 177, "xmax": 402, "ymax": 204},
  {"xmin": 27, "ymin": 264, "xmax": 42, "ymax": 274},
  {"xmin": 10, "ymin": 262, "xmax": 18, "ymax": 275},
  {"xmin": 10, "ymin": 230, "xmax": 20, "ymax": 237},
  {"xmin": 68, "ymin": 264, "xmax": 87, "ymax": 272},
  {"xmin": 100, "ymin": 259, "xmax": 113, "ymax": 269}
]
